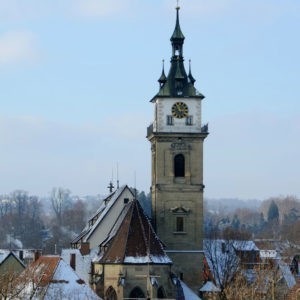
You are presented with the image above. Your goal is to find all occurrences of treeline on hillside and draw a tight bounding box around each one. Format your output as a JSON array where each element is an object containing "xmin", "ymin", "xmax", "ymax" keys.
[
  {"xmin": 204, "ymin": 196, "xmax": 300, "ymax": 246},
  {"xmin": 0, "ymin": 188, "xmax": 151, "ymax": 254}
]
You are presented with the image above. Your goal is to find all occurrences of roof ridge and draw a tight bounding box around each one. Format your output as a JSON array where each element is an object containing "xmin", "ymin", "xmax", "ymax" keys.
[
  {"xmin": 135, "ymin": 200, "xmax": 150, "ymax": 259},
  {"xmin": 99, "ymin": 201, "xmax": 134, "ymax": 263},
  {"xmin": 123, "ymin": 202, "xmax": 135, "ymax": 261}
]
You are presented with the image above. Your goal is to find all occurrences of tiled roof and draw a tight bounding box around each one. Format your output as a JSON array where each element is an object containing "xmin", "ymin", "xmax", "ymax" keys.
[
  {"xmin": 99, "ymin": 200, "xmax": 171, "ymax": 264},
  {"xmin": 28, "ymin": 256, "xmax": 60, "ymax": 287},
  {"xmin": 20, "ymin": 256, "xmax": 101, "ymax": 299}
]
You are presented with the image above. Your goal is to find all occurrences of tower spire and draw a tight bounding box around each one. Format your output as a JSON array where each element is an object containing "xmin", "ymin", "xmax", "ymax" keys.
[
  {"xmin": 170, "ymin": 5, "xmax": 185, "ymax": 58},
  {"xmin": 150, "ymin": 5, "xmax": 204, "ymax": 101}
]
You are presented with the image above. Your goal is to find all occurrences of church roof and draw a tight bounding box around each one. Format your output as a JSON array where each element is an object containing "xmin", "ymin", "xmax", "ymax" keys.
[
  {"xmin": 71, "ymin": 185, "xmax": 133, "ymax": 245},
  {"xmin": 98, "ymin": 200, "xmax": 172, "ymax": 265},
  {"xmin": 151, "ymin": 7, "xmax": 204, "ymax": 101}
]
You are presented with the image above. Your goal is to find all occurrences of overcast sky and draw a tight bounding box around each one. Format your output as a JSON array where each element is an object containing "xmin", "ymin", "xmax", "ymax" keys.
[{"xmin": 0, "ymin": 0, "xmax": 299, "ymax": 200}]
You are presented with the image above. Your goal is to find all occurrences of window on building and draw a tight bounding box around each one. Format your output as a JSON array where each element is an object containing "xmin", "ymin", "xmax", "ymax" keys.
[
  {"xmin": 105, "ymin": 286, "xmax": 117, "ymax": 300},
  {"xmin": 129, "ymin": 287, "xmax": 145, "ymax": 299},
  {"xmin": 157, "ymin": 287, "xmax": 166, "ymax": 298},
  {"xmin": 124, "ymin": 198, "xmax": 129, "ymax": 204},
  {"xmin": 167, "ymin": 115, "xmax": 174, "ymax": 125},
  {"xmin": 186, "ymin": 116, "xmax": 193, "ymax": 125},
  {"xmin": 174, "ymin": 154, "xmax": 185, "ymax": 177},
  {"xmin": 176, "ymin": 216, "xmax": 184, "ymax": 232}
]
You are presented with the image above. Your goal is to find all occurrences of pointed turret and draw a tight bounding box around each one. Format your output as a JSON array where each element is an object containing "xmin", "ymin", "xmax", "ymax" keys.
[
  {"xmin": 158, "ymin": 60, "xmax": 167, "ymax": 87},
  {"xmin": 188, "ymin": 59, "xmax": 196, "ymax": 84},
  {"xmin": 170, "ymin": 6, "xmax": 185, "ymax": 58},
  {"xmin": 151, "ymin": 6, "xmax": 204, "ymax": 101}
]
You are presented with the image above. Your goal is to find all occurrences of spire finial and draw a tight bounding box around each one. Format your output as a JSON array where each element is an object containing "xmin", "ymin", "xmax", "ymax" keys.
[{"xmin": 176, "ymin": 0, "xmax": 180, "ymax": 9}]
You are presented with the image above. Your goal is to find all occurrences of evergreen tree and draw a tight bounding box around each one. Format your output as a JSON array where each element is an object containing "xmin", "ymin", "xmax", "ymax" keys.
[{"xmin": 267, "ymin": 200, "xmax": 279, "ymax": 222}]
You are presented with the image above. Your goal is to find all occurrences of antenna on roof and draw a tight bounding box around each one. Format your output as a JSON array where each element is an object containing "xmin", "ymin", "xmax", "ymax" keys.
[
  {"xmin": 117, "ymin": 162, "xmax": 120, "ymax": 189},
  {"xmin": 134, "ymin": 171, "xmax": 137, "ymax": 200}
]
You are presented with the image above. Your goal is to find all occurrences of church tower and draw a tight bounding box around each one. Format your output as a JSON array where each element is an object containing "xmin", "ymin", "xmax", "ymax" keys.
[{"xmin": 147, "ymin": 6, "xmax": 208, "ymax": 290}]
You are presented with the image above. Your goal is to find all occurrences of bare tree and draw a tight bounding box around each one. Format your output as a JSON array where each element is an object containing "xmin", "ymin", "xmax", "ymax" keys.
[
  {"xmin": 50, "ymin": 187, "xmax": 70, "ymax": 226},
  {"xmin": 224, "ymin": 262, "xmax": 282, "ymax": 300},
  {"xmin": 204, "ymin": 239, "xmax": 240, "ymax": 299}
]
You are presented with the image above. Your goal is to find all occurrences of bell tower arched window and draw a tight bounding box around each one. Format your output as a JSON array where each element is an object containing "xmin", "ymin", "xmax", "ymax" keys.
[{"xmin": 174, "ymin": 154, "xmax": 185, "ymax": 177}]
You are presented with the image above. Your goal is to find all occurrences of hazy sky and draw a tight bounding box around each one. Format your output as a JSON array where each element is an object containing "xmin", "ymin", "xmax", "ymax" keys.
[{"xmin": 0, "ymin": 0, "xmax": 299, "ymax": 200}]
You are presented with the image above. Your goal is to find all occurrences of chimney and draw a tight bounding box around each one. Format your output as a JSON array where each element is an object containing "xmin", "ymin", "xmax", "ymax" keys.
[
  {"xmin": 70, "ymin": 253, "xmax": 76, "ymax": 271},
  {"xmin": 34, "ymin": 250, "xmax": 40, "ymax": 262},
  {"xmin": 19, "ymin": 250, "xmax": 24, "ymax": 261},
  {"xmin": 80, "ymin": 243, "xmax": 90, "ymax": 256}
]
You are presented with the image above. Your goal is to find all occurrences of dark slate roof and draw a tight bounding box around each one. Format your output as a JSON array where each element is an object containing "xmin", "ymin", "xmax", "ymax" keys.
[
  {"xmin": 151, "ymin": 7, "xmax": 204, "ymax": 101},
  {"xmin": 71, "ymin": 185, "xmax": 133, "ymax": 245},
  {"xmin": 171, "ymin": 7, "xmax": 185, "ymax": 42},
  {"xmin": 99, "ymin": 200, "xmax": 172, "ymax": 264}
]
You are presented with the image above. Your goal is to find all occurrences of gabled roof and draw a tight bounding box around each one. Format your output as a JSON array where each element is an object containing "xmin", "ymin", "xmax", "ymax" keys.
[
  {"xmin": 278, "ymin": 260, "xmax": 296, "ymax": 289},
  {"xmin": 179, "ymin": 280, "xmax": 202, "ymax": 300},
  {"xmin": 0, "ymin": 250, "xmax": 25, "ymax": 269},
  {"xmin": 61, "ymin": 248, "xmax": 95, "ymax": 284},
  {"xmin": 72, "ymin": 185, "xmax": 133, "ymax": 245},
  {"xmin": 199, "ymin": 281, "xmax": 220, "ymax": 293},
  {"xmin": 20, "ymin": 256, "xmax": 100, "ymax": 299},
  {"xmin": 99, "ymin": 200, "xmax": 172, "ymax": 265}
]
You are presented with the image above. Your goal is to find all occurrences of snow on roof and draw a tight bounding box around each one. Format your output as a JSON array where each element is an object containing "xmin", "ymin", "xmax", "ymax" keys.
[
  {"xmin": 20, "ymin": 256, "xmax": 101, "ymax": 300},
  {"xmin": 0, "ymin": 250, "xmax": 10, "ymax": 264},
  {"xmin": 260, "ymin": 250, "xmax": 277, "ymax": 259},
  {"xmin": 0, "ymin": 249, "xmax": 38, "ymax": 263},
  {"xmin": 233, "ymin": 240, "xmax": 259, "ymax": 251},
  {"xmin": 199, "ymin": 281, "xmax": 221, "ymax": 292},
  {"xmin": 61, "ymin": 249, "xmax": 92, "ymax": 284},
  {"xmin": 72, "ymin": 185, "xmax": 133, "ymax": 246},
  {"xmin": 179, "ymin": 280, "xmax": 202, "ymax": 300},
  {"xmin": 84, "ymin": 185, "xmax": 132, "ymax": 242},
  {"xmin": 99, "ymin": 200, "xmax": 172, "ymax": 265},
  {"xmin": 0, "ymin": 250, "xmax": 25, "ymax": 268},
  {"xmin": 45, "ymin": 259, "xmax": 100, "ymax": 300},
  {"xmin": 124, "ymin": 255, "xmax": 172, "ymax": 264},
  {"xmin": 278, "ymin": 260, "xmax": 296, "ymax": 289}
]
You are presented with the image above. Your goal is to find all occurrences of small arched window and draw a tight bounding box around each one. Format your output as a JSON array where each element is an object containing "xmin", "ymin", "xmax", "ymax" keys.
[
  {"xmin": 105, "ymin": 286, "xmax": 117, "ymax": 300},
  {"xmin": 157, "ymin": 286, "xmax": 166, "ymax": 298},
  {"xmin": 129, "ymin": 287, "xmax": 145, "ymax": 299},
  {"xmin": 174, "ymin": 154, "xmax": 185, "ymax": 177}
]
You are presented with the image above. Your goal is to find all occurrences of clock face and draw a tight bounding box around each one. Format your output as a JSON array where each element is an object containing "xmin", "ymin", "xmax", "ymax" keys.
[{"xmin": 172, "ymin": 102, "xmax": 189, "ymax": 119}]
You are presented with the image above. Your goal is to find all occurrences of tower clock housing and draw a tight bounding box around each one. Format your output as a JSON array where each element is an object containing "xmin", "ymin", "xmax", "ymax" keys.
[{"xmin": 147, "ymin": 7, "xmax": 208, "ymax": 291}]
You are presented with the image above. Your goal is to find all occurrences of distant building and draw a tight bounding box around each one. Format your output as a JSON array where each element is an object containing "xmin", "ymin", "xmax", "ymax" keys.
[{"xmin": 0, "ymin": 250, "xmax": 25, "ymax": 275}]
